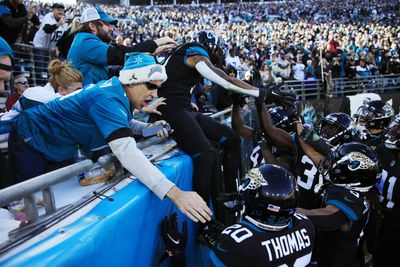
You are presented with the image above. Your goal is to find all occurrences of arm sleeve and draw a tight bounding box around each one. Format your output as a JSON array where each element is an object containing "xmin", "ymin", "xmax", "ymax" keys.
[
  {"xmin": 108, "ymin": 136, "xmax": 175, "ymax": 199},
  {"xmin": 324, "ymin": 186, "xmax": 364, "ymax": 224},
  {"xmin": 31, "ymin": 13, "xmax": 40, "ymax": 25},
  {"xmin": 0, "ymin": 13, "xmax": 29, "ymax": 29},
  {"xmin": 307, "ymin": 210, "xmax": 348, "ymax": 231},
  {"xmin": 107, "ymin": 40, "xmax": 158, "ymax": 66},
  {"xmin": 43, "ymin": 24, "xmax": 58, "ymax": 34},
  {"xmin": 128, "ymin": 119, "xmax": 148, "ymax": 135}
]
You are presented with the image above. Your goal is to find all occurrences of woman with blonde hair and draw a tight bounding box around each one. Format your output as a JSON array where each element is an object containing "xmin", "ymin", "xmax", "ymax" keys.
[{"xmin": 0, "ymin": 59, "xmax": 82, "ymax": 133}]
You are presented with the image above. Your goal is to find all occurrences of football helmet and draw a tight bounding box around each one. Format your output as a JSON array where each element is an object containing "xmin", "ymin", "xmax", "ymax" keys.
[
  {"xmin": 192, "ymin": 30, "xmax": 224, "ymax": 67},
  {"xmin": 317, "ymin": 112, "xmax": 354, "ymax": 146},
  {"xmin": 385, "ymin": 114, "xmax": 400, "ymax": 149},
  {"xmin": 240, "ymin": 164, "xmax": 298, "ymax": 231},
  {"xmin": 327, "ymin": 142, "xmax": 380, "ymax": 192},
  {"xmin": 269, "ymin": 106, "xmax": 296, "ymax": 133},
  {"xmin": 354, "ymin": 100, "xmax": 394, "ymax": 130}
]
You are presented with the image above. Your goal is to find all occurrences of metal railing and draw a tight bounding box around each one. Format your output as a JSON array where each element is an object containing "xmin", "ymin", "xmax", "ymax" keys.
[
  {"xmin": 280, "ymin": 74, "xmax": 400, "ymax": 99},
  {"xmin": 6, "ymin": 44, "xmax": 51, "ymax": 93},
  {"xmin": 0, "ymin": 160, "xmax": 94, "ymax": 223}
]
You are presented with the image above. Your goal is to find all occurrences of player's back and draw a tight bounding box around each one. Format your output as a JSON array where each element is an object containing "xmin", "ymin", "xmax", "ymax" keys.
[
  {"xmin": 210, "ymin": 213, "xmax": 315, "ymax": 267},
  {"xmin": 159, "ymin": 43, "xmax": 208, "ymax": 109},
  {"xmin": 317, "ymin": 185, "xmax": 370, "ymax": 267}
]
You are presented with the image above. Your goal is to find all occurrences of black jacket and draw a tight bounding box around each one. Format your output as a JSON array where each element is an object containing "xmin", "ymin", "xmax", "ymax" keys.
[{"xmin": 0, "ymin": 0, "xmax": 40, "ymax": 44}]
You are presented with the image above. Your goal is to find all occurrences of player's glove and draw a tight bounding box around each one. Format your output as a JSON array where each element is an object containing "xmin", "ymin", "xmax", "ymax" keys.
[
  {"xmin": 198, "ymin": 219, "xmax": 225, "ymax": 248},
  {"xmin": 352, "ymin": 125, "xmax": 370, "ymax": 141},
  {"xmin": 262, "ymin": 82, "xmax": 296, "ymax": 107},
  {"xmin": 231, "ymin": 92, "xmax": 244, "ymax": 106},
  {"xmin": 160, "ymin": 213, "xmax": 187, "ymax": 266}
]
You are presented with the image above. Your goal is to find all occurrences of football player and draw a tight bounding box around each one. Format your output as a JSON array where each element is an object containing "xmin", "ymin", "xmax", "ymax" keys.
[
  {"xmin": 373, "ymin": 114, "xmax": 400, "ymax": 266},
  {"xmin": 210, "ymin": 164, "xmax": 315, "ymax": 266},
  {"xmin": 353, "ymin": 99, "xmax": 394, "ymax": 149},
  {"xmin": 297, "ymin": 142, "xmax": 380, "ymax": 267}
]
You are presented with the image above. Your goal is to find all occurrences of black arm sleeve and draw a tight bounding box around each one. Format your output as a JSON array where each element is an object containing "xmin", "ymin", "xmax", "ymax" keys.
[
  {"xmin": 43, "ymin": 24, "xmax": 58, "ymax": 34},
  {"xmin": 106, "ymin": 128, "xmax": 134, "ymax": 143},
  {"xmin": 307, "ymin": 210, "xmax": 348, "ymax": 231},
  {"xmin": 0, "ymin": 15, "xmax": 28, "ymax": 29},
  {"xmin": 107, "ymin": 40, "xmax": 158, "ymax": 66},
  {"xmin": 31, "ymin": 14, "xmax": 40, "ymax": 26}
]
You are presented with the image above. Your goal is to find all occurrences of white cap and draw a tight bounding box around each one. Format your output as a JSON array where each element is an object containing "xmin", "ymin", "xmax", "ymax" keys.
[
  {"xmin": 80, "ymin": 7, "xmax": 118, "ymax": 25},
  {"xmin": 80, "ymin": 8, "xmax": 100, "ymax": 24}
]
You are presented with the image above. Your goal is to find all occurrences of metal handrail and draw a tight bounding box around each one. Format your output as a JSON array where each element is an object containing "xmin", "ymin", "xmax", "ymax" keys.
[
  {"xmin": 0, "ymin": 160, "xmax": 93, "ymax": 222},
  {"xmin": 210, "ymin": 107, "xmax": 232, "ymax": 121}
]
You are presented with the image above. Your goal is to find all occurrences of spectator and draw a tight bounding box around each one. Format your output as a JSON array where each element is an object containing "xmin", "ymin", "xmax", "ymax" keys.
[
  {"xmin": 5, "ymin": 73, "xmax": 28, "ymax": 110},
  {"xmin": 345, "ymin": 57, "xmax": 357, "ymax": 78},
  {"xmin": 356, "ymin": 57, "xmax": 372, "ymax": 77},
  {"xmin": 123, "ymin": 37, "xmax": 132, "ymax": 46},
  {"xmin": 259, "ymin": 62, "xmax": 273, "ymax": 85},
  {"xmin": 67, "ymin": 7, "xmax": 177, "ymax": 86},
  {"xmin": 225, "ymin": 48, "xmax": 241, "ymax": 70},
  {"xmin": 305, "ymin": 59, "xmax": 316, "ymax": 79},
  {"xmin": 292, "ymin": 55, "xmax": 306, "ymax": 81},
  {"xmin": 1, "ymin": 59, "xmax": 83, "ymax": 134},
  {"xmin": 8, "ymin": 53, "xmax": 212, "ymax": 223},
  {"xmin": 33, "ymin": 3, "xmax": 67, "ymax": 51},
  {"xmin": 0, "ymin": 36, "xmax": 13, "ymax": 189},
  {"xmin": 56, "ymin": 16, "xmax": 80, "ymax": 60},
  {"xmin": 0, "ymin": 0, "xmax": 40, "ymax": 44},
  {"xmin": 0, "ymin": 36, "xmax": 13, "ymax": 93},
  {"xmin": 115, "ymin": 35, "xmax": 123, "ymax": 45},
  {"xmin": 271, "ymin": 50, "xmax": 291, "ymax": 80}
]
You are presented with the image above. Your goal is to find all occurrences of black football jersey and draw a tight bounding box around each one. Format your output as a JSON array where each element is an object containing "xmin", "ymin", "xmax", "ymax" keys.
[
  {"xmin": 375, "ymin": 144, "xmax": 400, "ymax": 225},
  {"xmin": 210, "ymin": 213, "xmax": 315, "ymax": 267},
  {"xmin": 158, "ymin": 43, "xmax": 209, "ymax": 110},
  {"xmin": 355, "ymin": 133, "xmax": 384, "ymax": 151},
  {"xmin": 292, "ymin": 134, "xmax": 322, "ymax": 209},
  {"xmin": 249, "ymin": 139, "xmax": 282, "ymax": 168},
  {"xmin": 317, "ymin": 185, "xmax": 370, "ymax": 267}
]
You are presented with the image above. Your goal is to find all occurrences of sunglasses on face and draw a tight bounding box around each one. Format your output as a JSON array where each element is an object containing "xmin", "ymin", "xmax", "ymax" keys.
[
  {"xmin": 15, "ymin": 80, "xmax": 28, "ymax": 85},
  {"xmin": 0, "ymin": 63, "xmax": 12, "ymax": 72},
  {"xmin": 145, "ymin": 82, "xmax": 160, "ymax": 90}
]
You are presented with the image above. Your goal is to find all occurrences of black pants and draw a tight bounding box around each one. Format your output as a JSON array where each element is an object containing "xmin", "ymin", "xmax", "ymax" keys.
[
  {"xmin": 8, "ymin": 125, "xmax": 68, "ymax": 185},
  {"xmin": 373, "ymin": 215, "xmax": 400, "ymax": 267},
  {"xmin": 161, "ymin": 107, "xmax": 241, "ymax": 220}
]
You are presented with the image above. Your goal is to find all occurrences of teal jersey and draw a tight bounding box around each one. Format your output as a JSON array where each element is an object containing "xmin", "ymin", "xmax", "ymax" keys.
[
  {"xmin": 67, "ymin": 32, "xmax": 109, "ymax": 86},
  {"xmin": 17, "ymin": 77, "xmax": 132, "ymax": 161}
]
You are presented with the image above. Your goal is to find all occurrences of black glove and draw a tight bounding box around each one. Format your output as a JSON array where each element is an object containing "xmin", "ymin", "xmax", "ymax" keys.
[
  {"xmin": 231, "ymin": 92, "xmax": 244, "ymax": 106},
  {"xmin": 161, "ymin": 213, "xmax": 187, "ymax": 265},
  {"xmin": 198, "ymin": 219, "xmax": 225, "ymax": 248},
  {"xmin": 265, "ymin": 82, "xmax": 296, "ymax": 107},
  {"xmin": 285, "ymin": 100, "xmax": 301, "ymax": 124}
]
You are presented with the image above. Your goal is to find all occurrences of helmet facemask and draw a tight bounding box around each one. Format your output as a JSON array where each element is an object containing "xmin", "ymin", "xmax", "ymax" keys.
[
  {"xmin": 385, "ymin": 116, "xmax": 400, "ymax": 149},
  {"xmin": 328, "ymin": 146, "xmax": 380, "ymax": 192},
  {"xmin": 240, "ymin": 166, "xmax": 298, "ymax": 231}
]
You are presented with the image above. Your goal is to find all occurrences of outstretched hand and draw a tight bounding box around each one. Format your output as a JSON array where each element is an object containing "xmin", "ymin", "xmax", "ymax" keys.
[
  {"xmin": 166, "ymin": 186, "xmax": 212, "ymax": 223},
  {"xmin": 142, "ymin": 97, "xmax": 166, "ymax": 115},
  {"xmin": 258, "ymin": 82, "xmax": 296, "ymax": 107},
  {"xmin": 161, "ymin": 213, "xmax": 188, "ymax": 257}
]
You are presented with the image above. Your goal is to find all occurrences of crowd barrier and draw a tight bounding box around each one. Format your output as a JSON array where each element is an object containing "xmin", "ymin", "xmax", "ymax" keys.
[
  {"xmin": 10, "ymin": 44, "xmax": 51, "ymax": 89},
  {"xmin": 0, "ymin": 138, "xmax": 210, "ymax": 266}
]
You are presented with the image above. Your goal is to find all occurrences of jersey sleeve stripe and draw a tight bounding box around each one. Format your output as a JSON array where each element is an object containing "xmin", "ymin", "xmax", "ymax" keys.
[
  {"xmin": 209, "ymin": 250, "xmax": 227, "ymax": 267},
  {"xmin": 326, "ymin": 199, "xmax": 358, "ymax": 222}
]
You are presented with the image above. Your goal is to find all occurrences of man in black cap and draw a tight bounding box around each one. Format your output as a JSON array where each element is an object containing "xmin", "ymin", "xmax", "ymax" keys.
[
  {"xmin": 33, "ymin": 3, "xmax": 66, "ymax": 50},
  {"xmin": 0, "ymin": 0, "xmax": 40, "ymax": 44}
]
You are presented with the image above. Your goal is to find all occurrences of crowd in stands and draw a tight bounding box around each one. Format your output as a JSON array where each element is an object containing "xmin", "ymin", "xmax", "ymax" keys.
[
  {"xmin": 0, "ymin": 0, "xmax": 399, "ymax": 90},
  {"xmin": 0, "ymin": 1, "xmax": 400, "ymax": 266}
]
